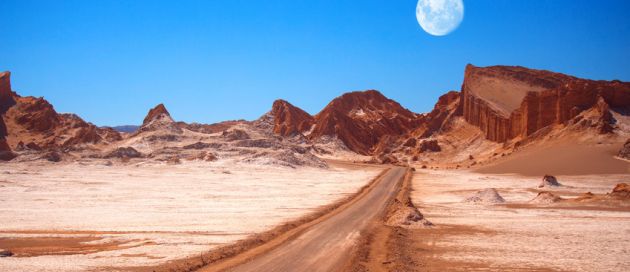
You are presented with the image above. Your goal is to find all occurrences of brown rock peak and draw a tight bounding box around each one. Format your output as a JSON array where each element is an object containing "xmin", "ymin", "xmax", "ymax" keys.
[
  {"xmin": 270, "ymin": 99, "xmax": 314, "ymax": 136},
  {"xmin": 142, "ymin": 103, "xmax": 172, "ymax": 125},
  {"xmin": 309, "ymin": 90, "xmax": 422, "ymax": 155},
  {"xmin": 1, "ymin": 71, "xmax": 16, "ymax": 112}
]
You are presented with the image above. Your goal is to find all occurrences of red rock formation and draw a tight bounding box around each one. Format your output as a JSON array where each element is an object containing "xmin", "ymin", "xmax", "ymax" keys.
[
  {"xmin": 0, "ymin": 71, "xmax": 16, "ymax": 112},
  {"xmin": 270, "ymin": 99, "xmax": 314, "ymax": 136},
  {"xmin": 0, "ymin": 71, "xmax": 121, "ymax": 151},
  {"xmin": 609, "ymin": 183, "xmax": 630, "ymax": 199},
  {"xmin": 0, "ymin": 72, "xmax": 13, "ymax": 159},
  {"xmin": 309, "ymin": 90, "xmax": 422, "ymax": 155},
  {"xmin": 618, "ymin": 139, "xmax": 630, "ymax": 160},
  {"xmin": 138, "ymin": 103, "xmax": 181, "ymax": 133},
  {"xmin": 413, "ymin": 90, "xmax": 461, "ymax": 138},
  {"xmin": 418, "ymin": 139, "xmax": 441, "ymax": 153},
  {"xmin": 143, "ymin": 103, "xmax": 171, "ymax": 125},
  {"xmin": 461, "ymin": 65, "xmax": 630, "ymax": 142}
]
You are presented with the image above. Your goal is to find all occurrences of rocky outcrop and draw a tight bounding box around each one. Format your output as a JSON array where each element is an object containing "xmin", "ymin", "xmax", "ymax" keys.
[
  {"xmin": 416, "ymin": 91, "xmax": 461, "ymax": 138},
  {"xmin": 609, "ymin": 183, "xmax": 630, "ymax": 199},
  {"xmin": 0, "ymin": 72, "xmax": 121, "ymax": 152},
  {"xmin": 143, "ymin": 104, "xmax": 171, "ymax": 125},
  {"xmin": 309, "ymin": 90, "xmax": 422, "ymax": 155},
  {"xmin": 0, "ymin": 72, "xmax": 16, "ymax": 112},
  {"xmin": 539, "ymin": 175, "xmax": 561, "ymax": 188},
  {"xmin": 618, "ymin": 139, "xmax": 630, "ymax": 160},
  {"xmin": 0, "ymin": 72, "xmax": 13, "ymax": 160},
  {"xmin": 418, "ymin": 139, "xmax": 441, "ymax": 153},
  {"xmin": 461, "ymin": 65, "xmax": 630, "ymax": 142},
  {"xmin": 138, "ymin": 104, "xmax": 181, "ymax": 133},
  {"xmin": 269, "ymin": 99, "xmax": 314, "ymax": 137}
]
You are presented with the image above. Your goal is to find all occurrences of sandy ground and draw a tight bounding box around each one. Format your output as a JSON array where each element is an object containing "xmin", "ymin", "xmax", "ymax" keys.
[
  {"xmin": 410, "ymin": 170, "xmax": 630, "ymax": 271},
  {"xmin": 0, "ymin": 160, "xmax": 380, "ymax": 272},
  {"xmin": 477, "ymin": 141, "xmax": 630, "ymax": 176}
]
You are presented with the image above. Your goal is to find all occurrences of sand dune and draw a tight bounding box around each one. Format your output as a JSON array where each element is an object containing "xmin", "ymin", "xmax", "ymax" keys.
[{"xmin": 477, "ymin": 141, "xmax": 629, "ymax": 176}]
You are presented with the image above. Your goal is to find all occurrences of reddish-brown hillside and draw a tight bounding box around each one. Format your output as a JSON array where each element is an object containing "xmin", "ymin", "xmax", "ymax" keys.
[
  {"xmin": 462, "ymin": 64, "xmax": 630, "ymax": 142},
  {"xmin": 0, "ymin": 71, "xmax": 121, "ymax": 153},
  {"xmin": 309, "ymin": 90, "xmax": 422, "ymax": 155},
  {"xmin": 270, "ymin": 99, "xmax": 314, "ymax": 136}
]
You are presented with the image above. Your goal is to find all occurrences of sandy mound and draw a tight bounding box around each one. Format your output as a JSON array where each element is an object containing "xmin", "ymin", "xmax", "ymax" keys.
[
  {"xmin": 539, "ymin": 175, "xmax": 561, "ymax": 188},
  {"xmin": 529, "ymin": 191, "xmax": 564, "ymax": 204},
  {"xmin": 463, "ymin": 188, "xmax": 506, "ymax": 204},
  {"xmin": 476, "ymin": 141, "xmax": 630, "ymax": 176},
  {"xmin": 386, "ymin": 199, "xmax": 432, "ymax": 228}
]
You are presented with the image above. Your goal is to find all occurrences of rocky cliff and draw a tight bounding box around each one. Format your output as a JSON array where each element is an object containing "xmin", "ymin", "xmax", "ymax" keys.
[
  {"xmin": 0, "ymin": 72, "xmax": 15, "ymax": 160},
  {"xmin": 461, "ymin": 65, "xmax": 630, "ymax": 142},
  {"xmin": 308, "ymin": 90, "xmax": 422, "ymax": 155},
  {"xmin": 269, "ymin": 99, "xmax": 314, "ymax": 137},
  {"xmin": 0, "ymin": 71, "xmax": 121, "ymax": 154}
]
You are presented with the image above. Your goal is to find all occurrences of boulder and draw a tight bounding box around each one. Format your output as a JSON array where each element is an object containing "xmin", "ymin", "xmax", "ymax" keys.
[
  {"xmin": 539, "ymin": 175, "xmax": 561, "ymax": 188},
  {"xmin": 0, "ymin": 249, "xmax": 13, "ymax": 257},
  {"xmin": 418, "ymin": 140, "xmax": 441, "ymax": 153}
]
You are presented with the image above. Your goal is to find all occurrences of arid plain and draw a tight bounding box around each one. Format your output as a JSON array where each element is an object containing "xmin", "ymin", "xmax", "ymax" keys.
[{"xmin": 1, "ymin": 65, "xmax": 629, "ymax": 271}]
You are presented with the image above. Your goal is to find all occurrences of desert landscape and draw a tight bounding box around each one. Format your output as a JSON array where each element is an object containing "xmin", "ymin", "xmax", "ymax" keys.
[
  {"xmin": 2, "ymin": 1, "xmax": 629, "ymax": 271},
  {"xmin": 2, "ymin": 62, "xmax": 629, "ymax": 271}
]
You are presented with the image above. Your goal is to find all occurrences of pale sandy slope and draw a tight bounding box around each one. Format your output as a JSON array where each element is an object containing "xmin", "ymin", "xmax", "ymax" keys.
[
  {"xmin": 411, "ymin": 170, "xmax": 630, "ymax": 271},
  {"xmin": 476, "ymin": 141, "xmax": 629, "ymax": 176},
  {"xmin": 0, "ymin": 160, "xmax": 380, "ymax": 272}
]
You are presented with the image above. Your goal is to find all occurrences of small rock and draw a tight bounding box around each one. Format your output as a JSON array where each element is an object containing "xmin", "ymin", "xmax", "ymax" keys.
[
  {"xmin": 0, "ymin": 250, "xmax": 13, "ymax": 257},
  {"xmin": 42, "ymin": 151, "xmax": 62, "ymax": 162},
  {"xmin": 539, "ymin": 175, "xmax": 561, "ymax": 188}
]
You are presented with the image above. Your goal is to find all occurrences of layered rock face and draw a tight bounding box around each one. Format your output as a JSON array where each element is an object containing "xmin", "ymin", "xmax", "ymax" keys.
[
  {"xmin": 461, "ymin": 65, "xmax": 630, "ymax": 142},
  {"xmin": 0, "ymin": 71, "xmax": 121, "ymax": 151},
  {"xmin": 309, "ymin": 90, "xmax": 422, "ymax": 155},
  {"xmin": 0, "ymin": 72, "xmax": 15, "ymax": 160},
  {"xmin": 270, "ymin": 99, "xmax": 314, "ymax": 137}
]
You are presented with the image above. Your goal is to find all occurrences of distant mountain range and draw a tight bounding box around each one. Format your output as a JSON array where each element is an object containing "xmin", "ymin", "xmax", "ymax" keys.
[
  {"xmin": 1, "ymin": 65, "xmax": 629, "ymax": 167},
  {"xmin": 111, "ymin": 125, "xmax": 140, "ymax": 133}
]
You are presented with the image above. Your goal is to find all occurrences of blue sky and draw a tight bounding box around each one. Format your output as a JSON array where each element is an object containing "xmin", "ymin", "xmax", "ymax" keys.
[{"xmin": 1, "ymin": 0, "xmax": 629, "ymax": 126}]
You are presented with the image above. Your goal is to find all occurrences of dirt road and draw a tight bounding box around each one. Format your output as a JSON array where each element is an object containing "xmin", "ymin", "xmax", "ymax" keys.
[{"xmin": 199, "ymin": 167, "xmax": 406, "ymax": 272}]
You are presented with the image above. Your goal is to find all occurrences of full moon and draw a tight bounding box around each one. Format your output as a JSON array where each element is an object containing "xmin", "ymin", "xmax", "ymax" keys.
[{"xmin": 416, "ymin": 0, "xmax": 464, "ymax": 36}]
